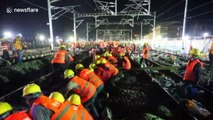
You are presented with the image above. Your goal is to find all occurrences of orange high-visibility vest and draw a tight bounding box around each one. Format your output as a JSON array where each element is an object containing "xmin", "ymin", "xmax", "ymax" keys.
[
  {"xmin": 122, "ymin": 56, "xmax": 131, "ymax": 70},
  {"xmin": 107, "ymin": 56, "xmax": 118, "ymax": 66},
  {"xmin": 51, "ymin": 102, "xmax": 94, "ymax": 120},
  {"xmin": 69, "ymin": 76, "xmax": 96, "ymax": 103},
  {"xmin": 79, "ymin": 69, "xmax": 103, "ymax": 88},
  {"xmin": 142, "ymin": 46, "xmax": 149, "ymax": 59},
  {"xmin": 94, "ymin": 66, "xmax": 112, "ymax": 82},
  {"xmin": 30, "ymin": 95, "xmax": 62, "ymax": 117},
  {"xmin": 183, "ymin": 59, "xmax": 203, "ymax": 81},
  {"xmin": 51, "ymin": 50, "xmax": 67, "ymax": 64},
  {"xmin": 5, "ymin": 111, "xmax": 32, "ymax": 120}
]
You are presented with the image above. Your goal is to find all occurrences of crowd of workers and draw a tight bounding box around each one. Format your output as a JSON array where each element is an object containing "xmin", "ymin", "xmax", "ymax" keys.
[
  {"xmin": 0, "ymin": 39, "xmax": 212, "ymax": 119},
  {"xmin": 1, "ymin": 34, "xmax": 24, "ymax": 65}
]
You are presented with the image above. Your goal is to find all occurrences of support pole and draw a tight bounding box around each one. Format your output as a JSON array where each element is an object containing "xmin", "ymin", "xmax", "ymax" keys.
[
  {"xmin": 141, "ymin": 22, "xmax": 143, "ymax": 41},
  {"xmin": 96, "ymin": 29, "xmax": 98, "ymax": 41},
  {"xmin": 73, "ymin": 13, "xmax": 77, "ymax": 42},
  {"xmin": 86, "ymin": 23, "xmax": 89, "ymax": 41},
  {"xmin": 47, "ymin": 0, "xmax": 54, "ymax": 50},
  {"xmin": 182, "ymin": 0, "xmax": 188, "ymax": 49},
  {"xmin": 153, "ymin": 12, "xmax": 156, "ymax": 41},
  {"xmin": 115, "ymin": 0, "xmax": 117, "ymax": 16},
  {"xmin": 131, "ymin": 29, "xmax": 133, "ymax": 41}
]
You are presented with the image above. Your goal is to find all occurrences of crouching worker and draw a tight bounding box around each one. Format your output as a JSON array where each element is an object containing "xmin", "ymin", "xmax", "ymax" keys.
[
  {"xmin": 51, "ymin": 94, "xmax": 94, "ymax": 120},
  {"xmin": 64, "ymin": 69, "xmax": 99, "ymax": 119},
  {"xmin": 75, "ymin": 64, "xmax": 104, "ymax": 95},
  {"xmin": 0, "ymin": 102, "xmax": 32, "ymax": 120},
  {"xmin": 22, "ymin": 83, "xmax": 65, "ymax": 120}
]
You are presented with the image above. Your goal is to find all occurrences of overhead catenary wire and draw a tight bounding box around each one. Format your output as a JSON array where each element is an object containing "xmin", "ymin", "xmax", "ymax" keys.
[
  {"xmin": 188, "ymin": 10, "xmax": 213, "ymax": 19},
  {"xmin": 157, "ymin": 0, "xmax": 184, "ymax": 18},
  {"xmin": 155, "ymin": 0, "xmax": 172, "ymax": 13},
  {"xmin": 157, "ymin": 0, "xmax": 213, "ymax": 24},
  {"xmin": 22, "ymin": 0, "xmax": 47, "ymax": 11}
]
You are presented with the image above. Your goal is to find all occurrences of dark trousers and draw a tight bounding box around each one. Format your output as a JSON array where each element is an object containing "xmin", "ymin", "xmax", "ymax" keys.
[
  {"xmin": 51, "ymin": 63, "xmax": 67, "ymax": 90},
  {"xmin": 209, "ymin": 54, "xmax": 213, "ymax": 68}
]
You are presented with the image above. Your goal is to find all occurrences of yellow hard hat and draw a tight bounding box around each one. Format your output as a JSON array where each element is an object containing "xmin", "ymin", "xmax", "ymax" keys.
[
  {"xmin": 100, "ymin": 59, "xmax": 107, "ymax": 64},
  {"xmin": 89, "ymin": 63, "xmax": 96, "ymax": 69},
  {"xmin": 67, "ymin": 94, "xmax": 81, "ymax": 106},
  {"xmin": 49, "ymin": 92, "xmax": 65, "ymax": 103},
  {"xmin": 95, "ymin": 55, "xmax": 100, "ymax": 60},
  {"xmin": 22, "ymin": 83, "xmax": 42, "ymax": 97},
  {"xmin": 190, "ymin": 48, "xmax": 200, "ymax": 57},
  {"xmin": 64, "ymin": 69, "xmax": 74, "ymax": 79},
  {"xmin": 60, "ymin": 45, "xmax": 66, "ymax": 49},
  {"xmin": 104, "ymin": 51, "xmax": 111, "ymax": 57},
  {"xmin": 75, "ymin": 64, "xmax": 84, "ymax": 71},
  {"xmin": 0, "ymin": 102, "xmax": 13, "ymax": 115}
]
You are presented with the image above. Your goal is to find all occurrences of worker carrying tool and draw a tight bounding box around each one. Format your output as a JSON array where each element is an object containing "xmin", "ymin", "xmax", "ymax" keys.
[
  {"xmin": 183, "ymin": 48, "xmax": 204, "ymax": 99},
  {"xmin": 0, "ymin": 102, "xmax": 32, "ymax": 120},
  {"xmin": 51, "ymin": 45, "xmax": 74, "ymax": 90}
]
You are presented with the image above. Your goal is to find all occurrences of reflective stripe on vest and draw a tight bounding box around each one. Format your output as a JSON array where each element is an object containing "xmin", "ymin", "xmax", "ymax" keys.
[
  {"xmin": 71, "ymin": 76, "xmax": 96, "ymax": 103},
  {"xmin": 80, "ymin": 69, "xmax": 103, "ymax": 88},
  {"xmin": 54, "ymin": 105, "xmax": 70, "ymax": 120}
]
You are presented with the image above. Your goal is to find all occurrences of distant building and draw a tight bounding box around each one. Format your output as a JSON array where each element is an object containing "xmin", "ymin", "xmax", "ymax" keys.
[{"xmin": 145, "ymin": 21, "xmax": 183, "ymax": 39}]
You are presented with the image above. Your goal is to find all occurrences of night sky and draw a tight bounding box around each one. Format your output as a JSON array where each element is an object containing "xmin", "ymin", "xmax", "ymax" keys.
[{"xmin": 0, "ymin": 0, "xmax": 213, "ymax": 39}]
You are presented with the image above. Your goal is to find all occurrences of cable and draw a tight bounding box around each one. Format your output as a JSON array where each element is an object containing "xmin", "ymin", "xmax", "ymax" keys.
[
  {"xmin": 188, "ymin": 0, "xmax": 213, "ymax": 12},
  {"xmin": 157, "ymin": 0, "xmax": 184, "ymax": 18},
  {"xmin": 157, "ymin": 0, "xmax": 213, "ymax": 23},
  {"xmin": 156, "ymin": 0, "xmax": 172, "ymax": 12},
  {"xmin": 82, "ymin": 0, "xmax": 94, "ymax": 11},
  {"xmin": 188, "ymin": 10, "xmax": 213, "ymax": 19},
  {"xmin": 22, "ymin": 0, "xmax": 47, "ymax": 11}
]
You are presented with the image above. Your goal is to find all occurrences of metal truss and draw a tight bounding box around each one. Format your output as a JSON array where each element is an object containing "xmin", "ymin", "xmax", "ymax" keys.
[
  {"xmin": 93, "ymin": 0, "xmax": 117, "ymax": 15},
  {"xmin": 120, "ymin": 0, "xmax": 151, "ymax": 17},
  {"xmin": 51, "ymin": 5, "xmax": 79, "ymax": 20}
]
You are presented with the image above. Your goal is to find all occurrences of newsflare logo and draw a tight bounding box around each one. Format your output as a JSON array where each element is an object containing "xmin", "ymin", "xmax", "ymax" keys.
[
  {"xmin": 6, "ymin": 7, "xmax": 39, "ymax": 14},
  {"xmin": 6, "ymin": 7, "xmax": 13, "ymax": 13}
]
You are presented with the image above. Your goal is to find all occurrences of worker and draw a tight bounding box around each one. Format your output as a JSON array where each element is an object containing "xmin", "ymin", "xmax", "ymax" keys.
[
  {"xmin": 13, "ymin": 34, "xmax": 23, "ymax": 63},
  {"xmin": 183, "ymin": 48, "xmax": 204, "ymax": 99},
  {"xmin": 23, "ymin": 83, "xmax": 63, "ymax": 120},
  {"xmin": 51, "ymin": 45, "xmax": 74, "ymax": 90},
  {"xmin": 140, "ymin": 42, "xmax": 150, "ymax": 66},
  {"xmin": 117, "ymin": 52, "xmax": 131, "ymax": 70},
  {"xmin": 103, "ymin": 51, "xmax": 118, "ymax": 66},
  {"xmin": 97, "ymin": 59, "xmax": 119, "ymax": 77},
  {"xmin": 64, "ymin": 69, "xmax": 97, "ymax": 104},
  {"xmin": 64, "ymin": 70, "xmax": 99, "ymax": 118},
  {"xmin": 89, "ymin": 63, "xmax": 96, "ymax": 72},
  {"xmin": 51, "ymin": 94, "xmax": 94, "ymax": 120},
  {"xmin": 1, "ymin": 38, "xmax": 10, "ymax": 62},
  {"xmin": 75, "ymin": 64, "xmax": 104, "ymax": 95},
  {"xmin": 90, "ymin": 63, "xmax": 112, "ymax": 83},
  {"xmin": 209, "ymin": 43, "xmax": 213, "ymax": 68},
  {"xmin": 0, "ymin": 102, "xmax": 32, "ymax": 120}
]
